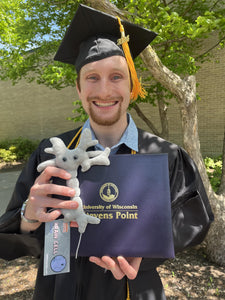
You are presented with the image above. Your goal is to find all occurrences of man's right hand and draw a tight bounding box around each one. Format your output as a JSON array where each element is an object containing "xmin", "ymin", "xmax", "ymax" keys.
[{"xmin": 20, "ymin": 166, "xmax": 78, "ymax": 233}]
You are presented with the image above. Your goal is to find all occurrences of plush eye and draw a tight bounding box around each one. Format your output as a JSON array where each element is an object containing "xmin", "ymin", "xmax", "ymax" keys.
[
  {"xmin": 62, "ymin": 157, "xmax": 67, "ymax": 162},
  {"xmin": 73, "ymin": 156, "xmax": 78, "ymax": 160}
]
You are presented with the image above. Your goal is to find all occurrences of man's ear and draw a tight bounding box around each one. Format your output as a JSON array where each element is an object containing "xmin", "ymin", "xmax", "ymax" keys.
[
  {"xmin": 76, "ymin": 72, "xmax": 81, "ymax": 94},
  {"xmin": 76, "ymin": 81, "xmax": 83, "ymax": 102},
  {"xmin": 76, "ymin": 80, "xmax": 81, "ymax": 94}
]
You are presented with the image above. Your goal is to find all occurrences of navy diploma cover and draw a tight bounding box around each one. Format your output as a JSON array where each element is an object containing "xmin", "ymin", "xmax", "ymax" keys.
[{"xmin": 71, "ymin": 154, "xmax": 175, "ymax": 258}]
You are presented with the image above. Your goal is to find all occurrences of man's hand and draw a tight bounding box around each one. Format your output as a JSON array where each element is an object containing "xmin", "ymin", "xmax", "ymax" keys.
[
  {"xmin": 20, "ymin": 166, "xmax": 78, "ymax": 233},
  {"xmin": 89, "ymin": 256, "xmax": 142, "ymax": 280}
]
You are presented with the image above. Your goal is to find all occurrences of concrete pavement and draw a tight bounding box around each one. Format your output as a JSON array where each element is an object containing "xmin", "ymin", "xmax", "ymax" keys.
[{"xmin": 0, "ymin": 168, "xmax": 21, "ymax": 216}]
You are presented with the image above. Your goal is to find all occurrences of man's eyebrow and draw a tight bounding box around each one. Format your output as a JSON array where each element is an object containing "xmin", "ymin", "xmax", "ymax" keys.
[
  {"xmin": 83, "ymin": 67, "xmax": 127, "ymax": 75},
  {"xmin": 82, "ymin": 68, "xmax": 96, "ymax": 74}
]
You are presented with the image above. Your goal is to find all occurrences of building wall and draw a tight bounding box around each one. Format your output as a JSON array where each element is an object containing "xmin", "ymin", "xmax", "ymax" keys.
[
  {"xmin": 196, "ymin": 40, "xmax": 225, "ymax": 157},
  {"xmin": 0, "ymin": 36, "xmax": 224, "ymax": 157},
  {"xmin": 0, "ymin": 80, "xmax": 81, "ymax": 141}
]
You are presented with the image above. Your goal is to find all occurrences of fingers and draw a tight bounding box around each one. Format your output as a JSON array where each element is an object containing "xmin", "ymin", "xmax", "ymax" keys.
[
  {"xmin": 24, "ymin": 166, "xmax": 78, "ymax": 223},
  {"xmin": 30, "ymin": 183, "xmax": 75, "ymax": 198},
  {"xmin": 35, "ymin": 208, "xmax": 62, "ymax": 223},
  {"xmin": 20, "ymin": 166, "xmax": 79, "ymax": 233},
  {"xmin": 89, "ymin": 256, "xmax": 142, "ymax": 280},
  {"xmin": 29, "ymin": 199, "xmax": 78, "ymax": 222},
  {"xmin": 101, "ymin": 256, "xmax": 125, "ymax": 280},
  {"xmin": 29, "ymin": 194, "xmax": 78, "ymax": 210},
  {"xmin": 31, "ymin": 166, "xmax": 75, "ymax": 200},
  {"xmin": 89, "ymin": 256, "xmax": 109, "ymax": 270},
  {"xmin": 36, "ymin": 166, "xmax": 71, "ymax": 184},
  {"xmin": 70, "ymin": 221, "xmax": 78, "ymax": 228},
  {"xmin": 117, "ymin": 256, "xmax": 142, "ymax": 280},
  {"xmin": 89, "ymin": 256, "xmax": 125, "ymax": 280},
  {"xmin": 26, "ymin": 195, "xmax": 79, "ymax": 222}
]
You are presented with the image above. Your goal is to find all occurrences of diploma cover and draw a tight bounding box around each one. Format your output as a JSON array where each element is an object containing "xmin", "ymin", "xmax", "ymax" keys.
[{"xmin": 71, "ymin": 154, "xmax": 175, "ymax": 258}]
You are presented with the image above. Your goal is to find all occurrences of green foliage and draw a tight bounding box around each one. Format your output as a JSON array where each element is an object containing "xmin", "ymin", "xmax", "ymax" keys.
[
  {"xmin": 125, "ymin": 0, "xmax": 225, "ymax": 73},
  {"xmin": 204, "ymin": 156, "xmax": 222, "ymax": 192},
  {"xmin": 123, "ymin": 0, "xmax": 225, "ymax": 108},
  {"xmin": 0, "ymin": 148, "xmax": 17, "ymax": 162},
  {"xmin": 0, "ymin": 137, "xmax": 39, "ymax": 162},
  {"xmin": 67, "ymin": 100, "xmax": 88, "ymax": 123},
  {"xmin": 0, "ymin": 0, "xmax": 80, "ymax": 87}
]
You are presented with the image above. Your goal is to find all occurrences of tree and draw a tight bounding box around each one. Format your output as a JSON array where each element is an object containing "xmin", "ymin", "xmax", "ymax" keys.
[
  {"xmin": 0, "ymin": 0, "xmax": 80, "ymax": 87},
  {"xmin": 0, "ymin": 0, "xmax": 225, "ymax": 265}
]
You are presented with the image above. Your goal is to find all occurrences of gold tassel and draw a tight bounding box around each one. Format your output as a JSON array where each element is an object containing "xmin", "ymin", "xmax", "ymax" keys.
[
  {"xmin": 126, "ymin": 280, "xmax": 131, "ymax": 300},
  {"xmin": 117, "ymin": 17, "xmax": 147, "ymax": 102}
]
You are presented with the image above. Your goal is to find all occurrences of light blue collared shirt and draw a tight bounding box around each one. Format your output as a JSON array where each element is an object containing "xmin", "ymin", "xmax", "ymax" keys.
[{"xmin": 83, "ymin": 114, "xmax": 138, "ymax": 154}]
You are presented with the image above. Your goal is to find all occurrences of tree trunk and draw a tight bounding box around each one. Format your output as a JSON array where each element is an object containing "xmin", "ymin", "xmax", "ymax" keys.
[
  {"xmin": 83, "ymin": 0, "xmax": 124, "ymax": 17},
  {"xmin": 178, "ymin": 76, "xmax": 211, "ymax": 192},
  {"xmin": 157, "ymin": 97, "xmax": 169, "ymax": 140},
  {"xmin": 142, "ymin": 46, "xmax": 225, "ymax": 266},
  {"xmin": 132, "ymin": 103, "xmax": 161, "ymax": 136},
  {"xmin": 177, "ymin": 77, "xmax": 225, "ymax": 266},
  {"xmin": 82, "ymin": 0, "xmax": 225, "ymax": 266}
]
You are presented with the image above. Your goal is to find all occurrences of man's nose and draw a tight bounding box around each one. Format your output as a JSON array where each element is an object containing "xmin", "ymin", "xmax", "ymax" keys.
[{"xmin": 99, "ymin": 79, "xmax": 112, "ymax": 98}]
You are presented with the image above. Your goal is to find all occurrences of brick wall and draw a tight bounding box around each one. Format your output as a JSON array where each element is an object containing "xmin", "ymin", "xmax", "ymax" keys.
[
  {"xmin": 195, "ymin": 36, "xmax": 225, "ymax": 157},
  {"xmin": 0, "ymin": 80, "xmax": 82, "ymax": 141},
  {"xmin": 0, "ymin": 36, "xmax": 224, "ymax": 157}
]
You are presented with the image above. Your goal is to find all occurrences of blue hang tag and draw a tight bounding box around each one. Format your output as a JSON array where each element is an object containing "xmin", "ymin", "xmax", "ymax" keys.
[{"xmin": 44, "ymin": 219, "xmax": 70, "ymax": 276}]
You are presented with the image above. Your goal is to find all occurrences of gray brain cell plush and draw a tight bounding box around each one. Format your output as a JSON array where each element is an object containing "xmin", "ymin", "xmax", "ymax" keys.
[{"xmin": 37, "ymin": 128, "xmax": 110, "ymax": 233}]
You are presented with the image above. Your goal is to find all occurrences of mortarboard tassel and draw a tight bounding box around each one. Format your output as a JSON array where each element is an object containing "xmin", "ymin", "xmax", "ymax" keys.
[
  {"xmin": 117, "ymin": 17, "xmax": 147, "ymax": 102},
  {"xmin": 126, "ymin": 280, "xmax": 131, "ymax": 300}
]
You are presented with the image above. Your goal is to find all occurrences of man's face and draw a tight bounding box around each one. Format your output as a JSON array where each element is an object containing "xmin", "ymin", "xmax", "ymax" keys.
[{"xmin": 76, "ymin": 55, "xmax": 131, "ymax": 127}]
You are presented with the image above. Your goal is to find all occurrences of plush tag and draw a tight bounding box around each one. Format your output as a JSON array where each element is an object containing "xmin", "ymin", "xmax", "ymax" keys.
[{"xmin": 44, "ymin": 219, "xmax": 70, "ymax": 276}]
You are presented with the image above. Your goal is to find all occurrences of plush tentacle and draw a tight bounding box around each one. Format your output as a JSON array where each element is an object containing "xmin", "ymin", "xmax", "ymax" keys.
[{"xmin": 37, "ymin": 159, "xmax": 56, "ymax": 172}]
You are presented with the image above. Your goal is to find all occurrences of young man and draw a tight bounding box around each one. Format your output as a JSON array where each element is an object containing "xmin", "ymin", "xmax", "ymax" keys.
[{"xmin": 0, "ymin": 4, "xmax": 213, "ymax": 300}]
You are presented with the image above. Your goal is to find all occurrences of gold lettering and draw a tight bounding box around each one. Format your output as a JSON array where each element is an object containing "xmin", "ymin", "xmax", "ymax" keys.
[
  {"xmin": 116, "ymin": 212, "xmax": 138, "ymax": 219},
  {"xmin": 87, "ymin": 212, "xmax": 113, "ymax": 219}
]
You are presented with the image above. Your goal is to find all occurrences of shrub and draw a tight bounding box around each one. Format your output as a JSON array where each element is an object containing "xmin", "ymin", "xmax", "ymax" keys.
[
  {"xmin": 0, "ymin": 137, "xmax": 39, "ymax": 163},
  {"xmin": 0, "ymin": 148, "xmax": 17, "ymax": 162},
  {"xmin": 204, "ymin": 156, "xmax": 222, "ymax": 193}
]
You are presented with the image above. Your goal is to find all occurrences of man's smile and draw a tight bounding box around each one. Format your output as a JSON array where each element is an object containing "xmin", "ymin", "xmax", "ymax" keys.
[{"xmin": 94, "ymin": 101, "xmax": 118, "ymax": 108}]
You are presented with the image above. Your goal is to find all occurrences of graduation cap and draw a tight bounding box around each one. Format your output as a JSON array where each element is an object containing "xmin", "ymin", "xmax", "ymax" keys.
[{"xmin": 54, "ymin": 4, "xmax": 157, "ymax": 101}]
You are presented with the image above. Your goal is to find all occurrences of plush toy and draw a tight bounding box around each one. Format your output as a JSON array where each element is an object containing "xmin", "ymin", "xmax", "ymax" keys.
[{"xmin": 37, "ymin": 128, "xmax": 111, "ymax": 234}]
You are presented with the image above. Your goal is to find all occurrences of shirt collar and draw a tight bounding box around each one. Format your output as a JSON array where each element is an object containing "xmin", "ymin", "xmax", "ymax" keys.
[{"xmin": 83, "ymin": 114, "xmax": 138, "ymax": 154}]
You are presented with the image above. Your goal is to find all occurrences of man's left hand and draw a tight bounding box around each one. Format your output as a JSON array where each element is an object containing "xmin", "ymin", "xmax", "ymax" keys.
[{"xmin": 89, "ymin": 256, "xmax": 142, "ymax": 280}]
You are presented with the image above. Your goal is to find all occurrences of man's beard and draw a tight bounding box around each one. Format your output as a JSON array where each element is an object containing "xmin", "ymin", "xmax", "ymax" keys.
[{"xmin": 87, "ymin": 97, "xmax": 123, "ymax": 126}]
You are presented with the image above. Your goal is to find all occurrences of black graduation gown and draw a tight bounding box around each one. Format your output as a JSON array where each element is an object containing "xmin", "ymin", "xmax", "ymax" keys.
[{"xmin": 0, "ymin": 128, "xmax": 214, "ymax": 300}]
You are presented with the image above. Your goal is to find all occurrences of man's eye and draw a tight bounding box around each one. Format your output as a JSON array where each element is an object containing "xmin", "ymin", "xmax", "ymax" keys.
[
  {"xmin": 87, "ymin": 75, "xmax": 98, "ymax": 81},
  {"xmin": 112, "ymin": 74, "xmax": 122, "ymax": 80}
]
